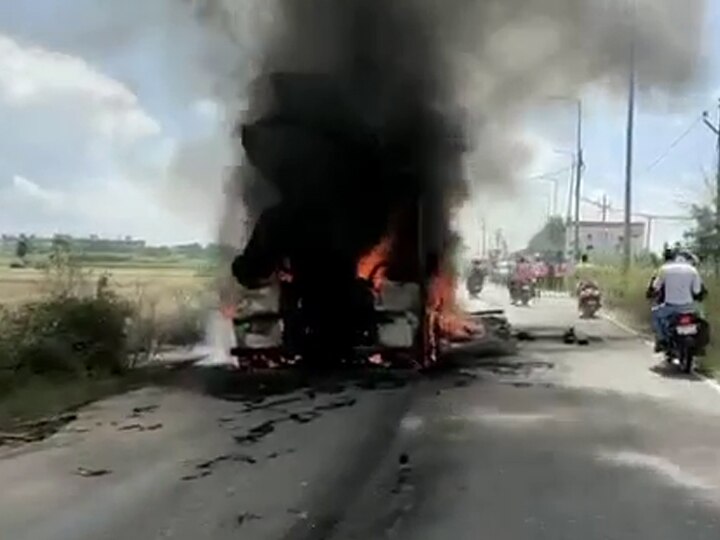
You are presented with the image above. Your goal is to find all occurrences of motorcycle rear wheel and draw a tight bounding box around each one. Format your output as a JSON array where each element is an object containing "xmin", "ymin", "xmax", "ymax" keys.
[{"xmin": 679, "ymin": 347, "xmax": 694, "ymax": 374}]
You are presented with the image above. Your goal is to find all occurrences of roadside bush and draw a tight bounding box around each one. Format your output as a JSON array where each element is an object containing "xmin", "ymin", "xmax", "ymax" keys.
[
  {"xmin": 123, "ymin": 285, "xmax": 207, "ymax": 366},
  {"xmin": 159, "ymin": 307, "xmax": 205, "ymax": 347},
  {"xmin": 1, "ymin": 250, "xmax": 135, "ymax": 381},
  {"xmin": 585, "ymin": 266, "xmax": 654, "ymax": 329},
  {"xmin": 1, "ymin": 294, "xmax": 133, "ymax": 378}
]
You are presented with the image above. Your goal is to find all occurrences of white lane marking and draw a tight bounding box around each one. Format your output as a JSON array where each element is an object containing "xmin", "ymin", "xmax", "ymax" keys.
[
  {"xmin": 602, "ymin": 313, "xmax": 720, "ymax": 396},
  {"xmin": 597, "ymin": 450, "xmax": 716, "ymax": 495},
  {"xmin": 452, "ymin": 408, "xmax": 565, "ymax": 427},
  {"xmin": 400, "ymin": 415, "xmax": 425, "ymax": 432}
]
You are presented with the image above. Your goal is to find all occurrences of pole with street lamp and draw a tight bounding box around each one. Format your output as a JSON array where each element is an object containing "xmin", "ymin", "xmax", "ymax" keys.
[
  {"xmin": 574, "ymin": 100, "xmax": 584, "ymax": 262},
  {"xmin": 702, "ymin": 100, "xmax": 720, "ymax": 276},
  {"xmin": 547, "ymin": 96, "xmax": 583, "ymax": 261},
  {"xmin": 622, "ymin": 0, "xmax": 637, "ymax": 273}
]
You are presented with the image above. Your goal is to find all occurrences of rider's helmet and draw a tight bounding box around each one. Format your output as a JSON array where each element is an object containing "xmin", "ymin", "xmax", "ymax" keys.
[{"xmin": 677, "ymin": 249, "xmax": 699, "ymax": 267}]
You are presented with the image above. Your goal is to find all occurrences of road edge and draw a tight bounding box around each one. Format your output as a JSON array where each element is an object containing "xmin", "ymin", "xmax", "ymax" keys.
[{"xmin": 602, "ymin": 311, "xmax": 720, "ymax": 395}]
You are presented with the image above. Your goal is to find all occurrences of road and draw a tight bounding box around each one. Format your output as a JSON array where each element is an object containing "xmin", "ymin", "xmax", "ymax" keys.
[{"xmin": 3, "ymin": 285, "xmax": 720, "ymax": 539}]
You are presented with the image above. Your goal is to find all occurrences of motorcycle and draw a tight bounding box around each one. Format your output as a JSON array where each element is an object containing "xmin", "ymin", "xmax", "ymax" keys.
[
  {"xmin": 510, "ymin": 281, "xmax": 534, "ymax": 306},
  {"xmin": 466, "ymin": 273, "xmax": 484, "ymax": 299},
  {"xmin": 519, "ymin": 283, "xmax": 533, "ymax": 306},
  {"xmin": 578, "ymin": 283, "xmax": 602, "ymax": 318},
  {"xmin": 665, "ymin": 312, "xmax": 702, "ymax": 374}
]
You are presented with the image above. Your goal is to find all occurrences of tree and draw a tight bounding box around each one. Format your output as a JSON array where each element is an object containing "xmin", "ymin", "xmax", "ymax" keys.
[
  {"xmin": 527, "ymin": 217, "xmax": 567, "ymax": 258},
  {"xmin": 683, "ymin": 203, "xmax": 719, "ymax": 264}
]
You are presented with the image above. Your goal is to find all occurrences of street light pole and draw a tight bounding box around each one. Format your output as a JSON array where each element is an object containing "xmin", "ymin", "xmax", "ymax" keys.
[
  {"xmin": 702, "ymin": 100, "xmax": 720, "ymax": 276},
  {"xmin": 547, "ymin": 96, "xmax": 583, "ymax": 261},
  {"xmin": 554, "ymin": 149, "xmax": 575, "ymax": 223},
  {"xmin": 481, "ymin": 217, "xmax": 487, "ymax": 257},
  {"xmin": 622, "ymin": 4, "xmax": 637, "ymax": 273},
  {"xmin": 566, "ymin": 155, "xmax": 575, "ymax": 224},
  {"xmin": 574, "ymin": 100, "xmax": 584, "ymax": 262}
]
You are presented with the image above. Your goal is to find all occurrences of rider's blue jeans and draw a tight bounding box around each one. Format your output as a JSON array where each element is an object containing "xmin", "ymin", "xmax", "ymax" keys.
[{"xmin": 651, "ymin": 303, "xmax": 695, "ymax": 342}]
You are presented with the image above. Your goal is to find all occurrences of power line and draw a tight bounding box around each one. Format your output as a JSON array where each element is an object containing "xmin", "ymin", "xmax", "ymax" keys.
[
  {"xmin": 475, "ymin": 166, "xmax": 573, "ymax": 184},
  {"xmin": 639, "ymin": 115, "xmax": 703, "ymax": 175},
  {"xmin": 523, "ymin": 166, "xmax": 573, "ymax": 182}
]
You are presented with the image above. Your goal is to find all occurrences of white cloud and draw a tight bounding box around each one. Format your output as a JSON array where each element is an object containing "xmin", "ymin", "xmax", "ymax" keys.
[
  {"xmin": 12, "ymin": 174, "xmax": 64, "ymax": 210},
  {"xmin": 0, "ymin": 34, "xmax": 160, "ymax": 142},
  {"xmin": 3, "ymin": 174, "xmax": 207, "ymax": 244},
  {"xmin": 193, "ymin": 98, "xmax": 221, "ymax": 121}
]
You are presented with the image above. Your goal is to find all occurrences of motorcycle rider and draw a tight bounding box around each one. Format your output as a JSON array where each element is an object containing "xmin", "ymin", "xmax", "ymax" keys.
[
  {"xmin": 646, "ymin": 247, "xmax": 674, "ymax": 351},
  {"xmin": 572, "ymin": 253, "xmax": 597, "ymax": 307},
  {"xmin": 466, "ymin": 259, "xmax": 486, "ymax": 296},
  {"xmin": 573, "ymin": 254, "xmax": 594, "ymax": 289},
  {"xmin": 650, "ymin": 249, "xmax": 705, "ymax": 352},
  {"xmin": 509, "ymin": 255, "xmax": 535, "ymax": 303}
]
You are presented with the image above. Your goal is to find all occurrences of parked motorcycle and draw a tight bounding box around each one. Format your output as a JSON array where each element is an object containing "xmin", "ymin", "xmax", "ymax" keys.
[
  {"xmin": 665, "ymin": 312, "xmax": 703, "ymax": 374},
  {"xmin": 578, "ymin": 283, "xmax": 602, "ymax": 319}
]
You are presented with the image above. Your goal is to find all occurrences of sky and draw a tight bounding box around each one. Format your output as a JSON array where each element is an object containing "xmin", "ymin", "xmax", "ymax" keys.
[
  {"xmin": 0, "ymin": 1, "xmax": 719, "ymax": 249},
  {"xmin": 460, "ymin": 1, "xmax": 720, "ymax": 253}
]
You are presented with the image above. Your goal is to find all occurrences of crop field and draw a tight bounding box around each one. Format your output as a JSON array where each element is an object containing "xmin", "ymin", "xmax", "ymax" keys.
[{"xmin": 0, "ymin": 258, "xmax": 214, "ymax": 313}]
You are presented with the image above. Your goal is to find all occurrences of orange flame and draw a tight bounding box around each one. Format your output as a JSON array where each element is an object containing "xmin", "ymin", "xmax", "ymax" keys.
[
  {"xmin": 357, "ymin": 237, "xmax": 392, "ymax": 291},
  {"xmin": 357, "ymin": 238, "xmax": 484, "ymax": 364},
  {"xmin": 429, "ymin": 272, "xmax": 483, "ymax": 340}
]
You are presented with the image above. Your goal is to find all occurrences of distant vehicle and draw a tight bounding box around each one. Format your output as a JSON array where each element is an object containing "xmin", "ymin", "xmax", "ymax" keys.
[
  {"xmin": 578, "ymin": 282, "xmax": 602, "ymax": 318},
  {"xmin": 466, "ymin": 261, "xmax": 485, "ymax": 298},
  {"xmin": 510, "ymin": 281, "xmax": 534, "ymax": 307},
  {"xmin": 493, "ymin": 260, "xmax": 513, "ymax": 284},
  {"xmin": 520, "ymin": 282, "xmax": 534, "ymax": 306}
]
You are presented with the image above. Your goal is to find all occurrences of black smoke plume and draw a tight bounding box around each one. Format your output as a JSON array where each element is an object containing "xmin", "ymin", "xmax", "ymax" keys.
[
  {"xmin": 220, "ymin": 0, "xmax": 707, "ymax": 363},
  {"xmin": 231, "ymin": 0, "xmax": 466, "ymax": 363}
]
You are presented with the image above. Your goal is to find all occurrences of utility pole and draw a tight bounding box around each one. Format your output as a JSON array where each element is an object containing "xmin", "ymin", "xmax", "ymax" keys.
[
  {"xmin": 601, "ymin": 195, "xmax": 609, "ymax": 222},
  {"xmin": 645, "ymin": 216, "xmax": 654, "ymax": 251},
  {"xmin": 622, "ymin": 6, "xmax": 637, "ymax": 274},
  {"xmin": 566, "ymin": 156, "xmax": 576, "ymax": 224},
  {"xmin": 481, "ymin": 217, "xmax": 487, "ymax": 258},
  {"xmin": 702, "ymin": 99, "xmax": 720, "ymax": 276},
  {"xmin": 574, "ymin": 100, "xmax": 584, "ymax": 262}
]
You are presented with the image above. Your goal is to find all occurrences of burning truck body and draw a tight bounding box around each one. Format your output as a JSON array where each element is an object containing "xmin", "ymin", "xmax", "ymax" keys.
[
  {"xmin": 229, "ymin": 69, "xmax": 488, "ymax": 368},
  {"xmin": 224, "ymin": 0, "xmax": 507, "ymax": 368}
]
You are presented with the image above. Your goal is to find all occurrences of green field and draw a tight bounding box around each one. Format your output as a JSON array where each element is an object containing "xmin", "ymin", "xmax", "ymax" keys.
[{"xmin": 0, "ymin": 255, "xmax": 215, "ymax": 313}]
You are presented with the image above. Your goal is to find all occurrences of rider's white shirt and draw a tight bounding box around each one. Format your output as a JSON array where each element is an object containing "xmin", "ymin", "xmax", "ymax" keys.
[{"xmin": 653, "ymin": 261, "xmax": 702, "ymax": 306}]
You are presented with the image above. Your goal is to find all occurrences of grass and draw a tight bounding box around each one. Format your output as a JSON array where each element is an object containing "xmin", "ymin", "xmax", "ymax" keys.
[
  {"xmin": 0, "ymin": 365, "xmax": 184, "ymax": 434},
  {"xmin": 0, "ymin": 376, "xmax": 132, "ymax": 430}
]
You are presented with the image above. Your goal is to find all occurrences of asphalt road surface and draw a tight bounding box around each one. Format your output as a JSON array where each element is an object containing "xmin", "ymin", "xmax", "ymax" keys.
[{"xmin": 3, "ymin": 285, "xmax": 720, "ymax": 540}]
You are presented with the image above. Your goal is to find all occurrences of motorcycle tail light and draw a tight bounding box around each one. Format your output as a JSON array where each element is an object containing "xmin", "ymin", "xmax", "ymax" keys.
[{"xmin": 678, "ymin": 314, "xmax": 695, "ymax": 325}]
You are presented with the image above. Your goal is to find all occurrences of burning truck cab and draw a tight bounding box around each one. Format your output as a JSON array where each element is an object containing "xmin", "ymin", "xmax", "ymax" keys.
[{"xmin": 229, "ymin": 72, "xmax": 487, "ymax": 368}]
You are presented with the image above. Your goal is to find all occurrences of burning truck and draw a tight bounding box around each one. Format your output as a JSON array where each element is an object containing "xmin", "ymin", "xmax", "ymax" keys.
[{"xmin": 228, "ymin": 72, "xmax": 499, "ymax": 369}]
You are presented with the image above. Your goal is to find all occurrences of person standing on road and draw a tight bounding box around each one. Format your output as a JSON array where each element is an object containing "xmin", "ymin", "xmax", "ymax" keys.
[{"xmin": 651, "ymin": 250, "xmax": 704, "ymax": 351}]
